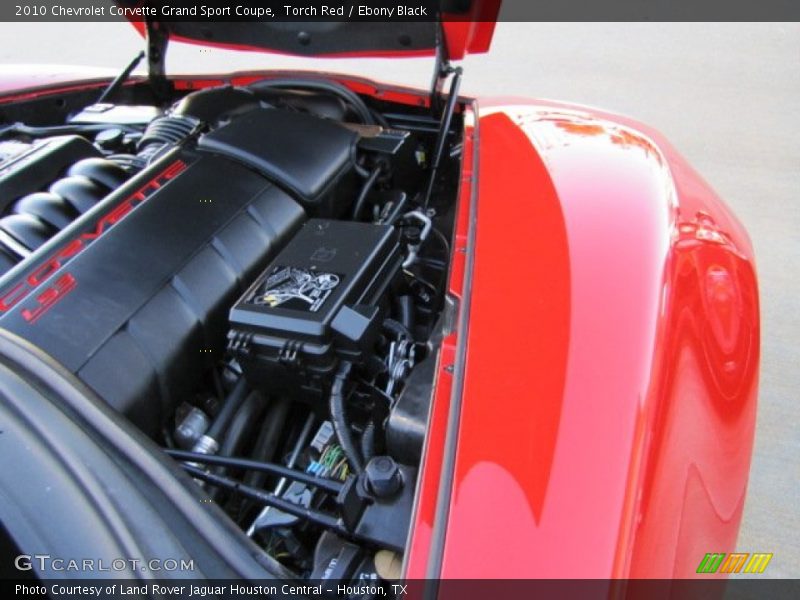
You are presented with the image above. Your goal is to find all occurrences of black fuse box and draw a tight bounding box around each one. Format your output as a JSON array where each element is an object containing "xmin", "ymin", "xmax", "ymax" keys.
[{"xmin": 229, "ymin": 219, "xmax": 402, "ymax": 395}]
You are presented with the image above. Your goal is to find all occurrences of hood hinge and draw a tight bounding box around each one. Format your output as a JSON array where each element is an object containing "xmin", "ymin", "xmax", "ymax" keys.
[{"xmin": 145, "ymin": 19, "xmax": 173, "ymax": 101}]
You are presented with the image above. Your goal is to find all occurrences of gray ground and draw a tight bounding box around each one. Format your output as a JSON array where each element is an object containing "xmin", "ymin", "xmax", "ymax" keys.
[{"xmin": 0, "ymin": 22, "xmax": 797, "ymax": 577}]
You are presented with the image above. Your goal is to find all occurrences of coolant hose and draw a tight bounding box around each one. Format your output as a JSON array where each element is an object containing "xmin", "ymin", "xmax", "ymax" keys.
[
  {"xmin": 219, "ymin": 391, "xmax": 267, "ymax": 457},
  {"xmin": 242, "ymin": 397, "xmax": 292, "ymax": 492},
  {"xmin": 207, "ymin": 378, "xmax": 249, "ymax": 441},
  {"xmin": 210, "ymin": 391, "xmax": 266, "ymax": 502},
  {"xmin": 329, "ymin": 361, "xmax": 364, "ymax": 474}
]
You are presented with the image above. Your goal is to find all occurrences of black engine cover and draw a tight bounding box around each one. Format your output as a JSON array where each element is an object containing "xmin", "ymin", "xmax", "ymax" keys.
[
  {"xmin": 198, "ymin": 109, "xmax": 359, "ymax": 217},
  {"xmin": 0, "ymin": 147, "xmax": 304, "ymax": 434}
]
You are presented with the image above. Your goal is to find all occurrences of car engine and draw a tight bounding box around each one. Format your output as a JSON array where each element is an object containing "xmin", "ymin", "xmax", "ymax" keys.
[{"xmin": 0, "ymin": 77, "xmax": 463, "ymax": 583}]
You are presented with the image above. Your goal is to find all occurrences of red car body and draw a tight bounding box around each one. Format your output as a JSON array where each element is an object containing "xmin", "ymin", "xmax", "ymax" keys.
[
  {"xmin": 0, "ymin": 10, "xmax": 759, "ymax": 581},
  {"xmin": 408, "ymin": 98, "xmax": 759, "ymax": 579}
]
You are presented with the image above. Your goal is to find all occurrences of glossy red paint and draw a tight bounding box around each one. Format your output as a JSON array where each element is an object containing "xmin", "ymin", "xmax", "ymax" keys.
[
  {"xmin": 440, "ymin": 17, "xmax": 498, "ymax": 60},
  {"xmin": 415, "ymin": 99, "xmax": 758, "ymax": 578}
]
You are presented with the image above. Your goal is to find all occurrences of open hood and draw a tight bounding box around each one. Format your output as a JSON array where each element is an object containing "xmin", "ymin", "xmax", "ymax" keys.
[{"xmin": 123, "ymin": 1, "xmax": 499, "ymax": 62}]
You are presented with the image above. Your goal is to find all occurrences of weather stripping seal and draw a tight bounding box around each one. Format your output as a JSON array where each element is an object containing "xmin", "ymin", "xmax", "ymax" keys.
[{"xmin": 424, "ymin": 100, "xmax": 481, "ymax": 586}]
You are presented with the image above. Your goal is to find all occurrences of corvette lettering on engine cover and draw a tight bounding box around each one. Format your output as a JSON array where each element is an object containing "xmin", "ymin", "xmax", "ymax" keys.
[{"xmin": 0, "ymin": 159, "xmax": 188, "ymax": 322}]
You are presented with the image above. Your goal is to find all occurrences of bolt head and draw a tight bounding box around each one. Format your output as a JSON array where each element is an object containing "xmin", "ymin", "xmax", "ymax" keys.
[{"xmin": 365, "ymin": 455, "xmax": 402, "ymax": 498}]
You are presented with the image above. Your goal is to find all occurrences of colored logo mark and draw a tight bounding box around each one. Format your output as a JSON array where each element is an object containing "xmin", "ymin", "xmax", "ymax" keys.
[{"xmin": 697, "ymin": 552, "xmax": 773, "ymax": 574}]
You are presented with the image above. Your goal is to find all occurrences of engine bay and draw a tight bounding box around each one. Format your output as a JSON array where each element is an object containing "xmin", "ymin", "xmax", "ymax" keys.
[{"xmin": 0, "ymin": 74, "xmax": 464, "ymax": 583}]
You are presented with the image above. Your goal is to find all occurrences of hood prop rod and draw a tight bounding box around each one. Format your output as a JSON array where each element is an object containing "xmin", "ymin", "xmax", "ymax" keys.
[
  {"xmin": 428, "ymin": 18, "xmax": 451, "ymax": 112},
  {"xmin": 424, "ymin": 65, "xmax": 462, "ymax": 209},
  {"xmin": 145, "ymin": 18, "xmax": 173, "ymax": 102},
  {"xmin": 97, "ymin": 50, "xmax": 144, "ymax": 104}
]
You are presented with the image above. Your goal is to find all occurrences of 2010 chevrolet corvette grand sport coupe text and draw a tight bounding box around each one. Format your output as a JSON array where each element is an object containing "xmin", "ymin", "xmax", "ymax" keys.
[{"xmin": 0, "ymin": 0, "xmax": 759, "ymax": 590}]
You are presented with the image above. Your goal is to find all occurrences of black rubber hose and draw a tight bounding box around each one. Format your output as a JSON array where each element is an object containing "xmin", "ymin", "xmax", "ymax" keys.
[
  {"xmin": 329, "ymin": 362, "xmax": 363, "ymax": 474},
  {"xmin": 360, "ymin": 421, "xmax": 376, "ymax": 465},
  {"xmin": 242, "ymin": 397, "xmax": 291, "ymax": 491},
  {"xmin": 136, "ymin": 115, "xmax": 197, "ymax": 151},
  {"xmin": 235, "ymin": 398, "xmax": 292, "ymax": 521},
  {"xmin": 206, "ymin": 378, "xmax": 249, "ymax": 441},
  {"xmin": 219, "ymin": 391, "xmax": 267, "ymax": 457},
  {"xmin": 351, "ymin": 166, "xmax": 382, "ymax": 220},
  {"xmin": 210, "ymin": 391, "xmax": 266, "ymax": 503},
  {"xmin": 395, "ymin": 295, "xmax": 415, "ymax": 333},
  {"xmin": 249, "ymin": 77, "xmax": 384, "ymax": 126}
]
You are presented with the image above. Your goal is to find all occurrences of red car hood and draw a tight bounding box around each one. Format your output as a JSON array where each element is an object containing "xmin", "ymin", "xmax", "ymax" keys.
[{"xmin": 124, "ymin": 1, "xmax": 499, "ymax": 61}]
